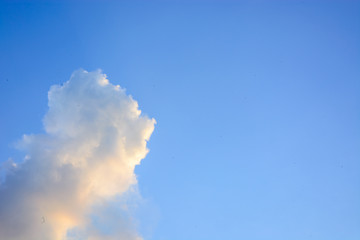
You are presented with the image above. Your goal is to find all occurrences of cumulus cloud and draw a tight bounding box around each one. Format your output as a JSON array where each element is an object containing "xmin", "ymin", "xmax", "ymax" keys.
[{"xmin": 0, "ymin": 69, "xmax": 155, "ymax": 240}]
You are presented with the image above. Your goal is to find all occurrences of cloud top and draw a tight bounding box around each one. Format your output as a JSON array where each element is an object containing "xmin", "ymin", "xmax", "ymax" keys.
[{"xmin": 0, "ymin": 69, "xmax": 155, "ymax": 240}]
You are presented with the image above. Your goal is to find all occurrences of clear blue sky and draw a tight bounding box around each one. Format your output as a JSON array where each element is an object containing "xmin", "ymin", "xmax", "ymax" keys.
[{"xmin": 0, "ymin": 0, "xmax": 359, "ymax": 239}]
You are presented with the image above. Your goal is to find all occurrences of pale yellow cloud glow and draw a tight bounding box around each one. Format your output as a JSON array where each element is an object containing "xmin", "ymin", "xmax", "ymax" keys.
[{"xmin": 0, "ymin": 70, "xmax": 155, "ymax": 240}]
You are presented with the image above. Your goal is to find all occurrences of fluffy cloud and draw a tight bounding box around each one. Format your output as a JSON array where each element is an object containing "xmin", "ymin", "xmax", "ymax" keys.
[{"xmin": 0, "ymin": 69, "xmax": 155, "ymax": 240}]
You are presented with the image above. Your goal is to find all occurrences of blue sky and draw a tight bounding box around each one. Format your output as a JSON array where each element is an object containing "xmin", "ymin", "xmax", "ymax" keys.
[{"xmin": 0, "ymin": 0, "xmax": 359, "ymax": 239}]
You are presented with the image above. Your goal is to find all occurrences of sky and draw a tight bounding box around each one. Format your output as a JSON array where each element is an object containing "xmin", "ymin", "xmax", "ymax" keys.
[{"xmin": 0, "ymin": 0, "xmax": 359, "ymax": 239}]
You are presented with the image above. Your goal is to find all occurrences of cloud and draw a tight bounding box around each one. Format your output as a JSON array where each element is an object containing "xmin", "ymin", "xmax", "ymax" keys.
[{"xmin": 0, "ymin": 69, "xmax": 155, "ymax": 240}]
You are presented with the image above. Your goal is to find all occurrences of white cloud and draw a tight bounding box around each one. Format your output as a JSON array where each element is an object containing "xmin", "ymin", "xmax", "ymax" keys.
[{"xmin": 0, "ymin": 69, "xmax": 155, "ymax": 240}]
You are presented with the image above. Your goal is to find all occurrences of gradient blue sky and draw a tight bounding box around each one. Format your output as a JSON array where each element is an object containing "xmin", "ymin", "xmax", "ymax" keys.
[{"xmin": 0, "ymin": 1, "xmax": 359, "ymax": 239}]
